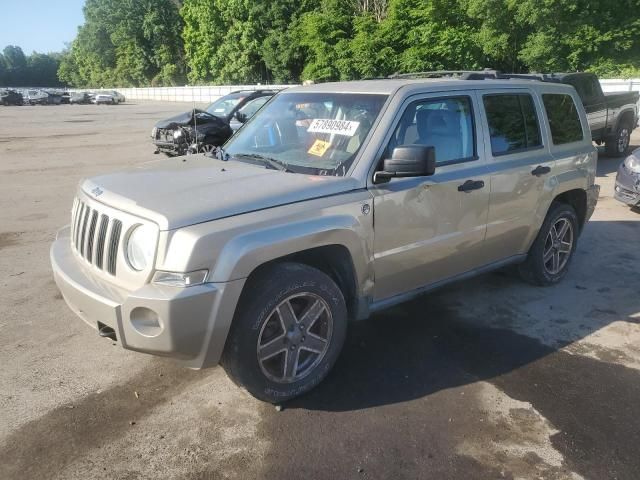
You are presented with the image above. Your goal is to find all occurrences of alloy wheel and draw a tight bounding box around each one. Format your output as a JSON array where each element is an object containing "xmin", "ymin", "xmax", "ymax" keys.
[
  {"xmin": 257, "ymin": 293, "xmax": 333, "ymax": 384},
  {"xmin": 543, "ymin": 217, "xmax": 574, "ymax": 275}
]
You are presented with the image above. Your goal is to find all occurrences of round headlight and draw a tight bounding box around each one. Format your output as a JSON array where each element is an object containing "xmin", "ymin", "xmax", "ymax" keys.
[
  {"xmin": 126, "ymin": 225, "xmax": 156, "ymax": 271},
  {"xmin": 173, "ymin": 129, "xmax": 183, "ymax": 139}
]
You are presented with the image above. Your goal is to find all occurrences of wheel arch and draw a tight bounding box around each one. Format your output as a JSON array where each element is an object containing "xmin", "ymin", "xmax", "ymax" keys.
[
  {"xmin": 552, "ymin": 188, "xmax": 588, "ymax": 230},
  {"xmin": 615, "ymin": 108, "xmax": 637, "ymax": 131},
  {"xmin": 246, "ymin": 244, "xmax": 363, "ymax": 320}
]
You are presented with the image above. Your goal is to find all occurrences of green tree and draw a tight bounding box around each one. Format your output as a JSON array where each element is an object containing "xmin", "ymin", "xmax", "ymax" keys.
[{"xmin": 58, "ymin": 0, "xmax": 185, "ymax": 87}]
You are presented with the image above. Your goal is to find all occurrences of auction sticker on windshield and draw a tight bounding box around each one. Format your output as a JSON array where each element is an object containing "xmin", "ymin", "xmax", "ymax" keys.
[
  {"xmin": 308, "ymin": 139, "xmax": 331, "ymax": 157},
  {"xmin": 308, "ymin": 119, "xmax": 360, "ymax": 137}
]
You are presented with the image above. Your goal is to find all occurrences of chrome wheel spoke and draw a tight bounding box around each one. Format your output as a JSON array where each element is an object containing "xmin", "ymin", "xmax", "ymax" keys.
[
  {"xmin": 559, "ymin": 241, "xmax": 572, "ymax": 254},
  {"xmin": 301, "ymin": 333, "xmax": 327, "ymax": 354},
  {"xmin": 556, "ymin": 220, "xmax": 569, "ymax": 240},
  {"xmin": 543, "ymin": 247, "xmax": 554, "ymax": 263},
  {"xmin": 283, "ymin": 348, "xmax": 300, "ymax": 381},
  {"xmin": 258, "ymin": 334, "xmax": 287, "ymax": 361},
  {"xmin": 552, "ymin": 252, "xmax": 561, "ymax": 272},
  {"xmin": 298, "ymin": 299, "xmax": 325, "ymax": 332},
  {"xmin": 277, "ymin": 301, "xmax": 297, "ymax": 331}
]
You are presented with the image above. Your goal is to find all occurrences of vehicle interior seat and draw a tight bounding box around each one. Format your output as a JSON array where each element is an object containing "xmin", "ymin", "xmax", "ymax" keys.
[{"xmin": 414, "ymin": 109, "xmax": 463, "ymax": 162}]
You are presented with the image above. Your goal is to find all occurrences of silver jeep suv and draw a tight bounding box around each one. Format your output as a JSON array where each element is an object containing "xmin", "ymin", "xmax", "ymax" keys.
[{"xmin": 51, "ymin": 75, "xmax": 599, "ymax": 402}]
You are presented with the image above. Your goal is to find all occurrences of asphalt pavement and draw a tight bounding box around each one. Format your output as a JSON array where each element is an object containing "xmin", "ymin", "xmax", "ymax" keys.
[{"xmin": 0, "ymin": 102, "xmax": 639, "ymax": 480}]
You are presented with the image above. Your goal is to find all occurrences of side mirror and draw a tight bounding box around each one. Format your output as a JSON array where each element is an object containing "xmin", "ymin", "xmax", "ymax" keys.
[
  {"xmin": 235, "ymin": 111, "xmax": 248, "ymax": 123},
  {"xmin": 373, "ymin": 145, "xmax": 436, "ymax": 183}
]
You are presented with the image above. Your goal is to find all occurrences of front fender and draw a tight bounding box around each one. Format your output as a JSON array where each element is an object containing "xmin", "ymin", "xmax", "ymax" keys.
[
  {"xmin": 156, "ymin": 190, "xmax": 375, "ymax": 297},
  {"xmin": 213, "ymin": 214, "xmax": 373, "ymax": 294}
]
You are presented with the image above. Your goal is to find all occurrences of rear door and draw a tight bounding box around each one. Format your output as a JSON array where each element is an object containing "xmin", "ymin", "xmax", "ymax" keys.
[
  {"xmin": 478, "ymin": 89, "xmax": 555, "ymax": 261},
  {"xmin": 370, "ymin": 91, "xmax": 491, "ymax": 301}
]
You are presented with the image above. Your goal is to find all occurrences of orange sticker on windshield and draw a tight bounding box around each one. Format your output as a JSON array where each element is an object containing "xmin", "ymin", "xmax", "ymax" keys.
[{"xmin": 308, "ymin": 139, "xmax": 331, "ymax": 157}]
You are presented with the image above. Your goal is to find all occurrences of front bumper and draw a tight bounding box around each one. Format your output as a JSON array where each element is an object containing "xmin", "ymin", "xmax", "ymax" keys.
[
  {"xmin": 153, "ymin": 140, "xmax": 185, "ymax": 155},
  {"xmin": 614, "ymin": 163, "xmax": 640, "ymax": 206},
  {"xmin": 50, "ymin": 226, "xmax": 244, "ymax": 368}
]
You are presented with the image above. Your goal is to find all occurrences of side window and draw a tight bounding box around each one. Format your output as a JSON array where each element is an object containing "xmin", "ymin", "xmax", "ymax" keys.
[
  {"xmin": 387, "ymin": 96, "xmax": 475, "ymax": 165},
  {"xmin": 239, "ymin": 96, "xmax": 269, "ymax": 117},
  {"xmin": 542, "ymin": 94, "xmax": 584, "ymax": 145},
  {"xmin": 483, "ymin": 94, "xmax": 542, "ymax": 156}
]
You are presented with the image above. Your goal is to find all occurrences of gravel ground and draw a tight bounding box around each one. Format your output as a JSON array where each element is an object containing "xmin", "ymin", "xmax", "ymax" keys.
[{"xmin": 0, "ymin": 101, "xmax": 639, "ymax": 480}]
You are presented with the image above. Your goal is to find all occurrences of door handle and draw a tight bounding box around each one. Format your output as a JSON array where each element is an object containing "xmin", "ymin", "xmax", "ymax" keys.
[
  {"xmin": 531, "ymin": 165, "xmax": 551, "ymax": 177},
  {"xmin": 457, "ymin": 179, "xmax": 485, "ymax": 192}
]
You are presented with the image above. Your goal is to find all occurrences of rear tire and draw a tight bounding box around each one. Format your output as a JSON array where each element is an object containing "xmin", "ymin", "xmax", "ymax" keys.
[
  {"xmin": 519, "ymin": 202, "xmax": 579, "ymax": 286},
  {"xmin": 605, "ymin": 120, "xmax": 632, "ymax": 157},
  {"xmin": 221, "ymin": 262, "xmax": 347, "ymax": 403}
]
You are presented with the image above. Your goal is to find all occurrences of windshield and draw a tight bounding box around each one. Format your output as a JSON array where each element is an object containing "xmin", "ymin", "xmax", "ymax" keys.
[
  {"xmin": 224, "ymin": 92, "xmax": 387, "ymax": 176},
  {"xmin": 205, "ymin": 93, "xmax": 246, "ymax": 117}
]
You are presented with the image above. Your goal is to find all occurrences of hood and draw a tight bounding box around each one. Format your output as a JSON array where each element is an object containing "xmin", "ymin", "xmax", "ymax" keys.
[
  {"xmin": 82, "ymin": 156, "xmax": 361, "ymax": 230},
  {"xmin": 155, "ymin": 109, "xmax": 226, "ymax": 129}
]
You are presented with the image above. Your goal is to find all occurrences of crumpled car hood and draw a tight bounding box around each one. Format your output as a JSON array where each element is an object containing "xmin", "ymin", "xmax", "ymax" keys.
[
  {"xmin": 155, "ymin": 109, "xmax": 225, "ymax": 129},
  {"xmin": 82, "ymin": 155, "xmax": 361, "ymax": 230}
]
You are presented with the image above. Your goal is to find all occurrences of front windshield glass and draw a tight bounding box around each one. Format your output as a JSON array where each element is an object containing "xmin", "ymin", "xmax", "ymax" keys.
[
  {"xmin": 205, "ymin": 93, "xmax": 245, "ymax": 117},
  {"xmin": 224, "ymin": 92, "xmax": 388, "ymax": 176}
]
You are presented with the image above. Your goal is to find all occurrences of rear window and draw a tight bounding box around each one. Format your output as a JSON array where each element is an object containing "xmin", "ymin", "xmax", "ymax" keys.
[
  {"xmin": 483, "ymin": 94, "xmax": 542, "ymax": 155},
  {"xmin": 542, "ymin": 94, "xmax": 584, "ymax": 145}
]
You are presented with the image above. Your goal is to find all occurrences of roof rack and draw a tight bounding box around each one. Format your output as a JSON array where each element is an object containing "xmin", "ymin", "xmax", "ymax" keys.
[
  {"xmin": 388, "ymin": 70, "xmax": 490, "ymax": 79},
  {"xmin": 388, "ymin": 69, "xmax": 564, "ymax": 83}
]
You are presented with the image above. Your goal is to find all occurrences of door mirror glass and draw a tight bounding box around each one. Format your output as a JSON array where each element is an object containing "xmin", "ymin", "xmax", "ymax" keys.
[{"xmin": 374, "ymin": 145, "xmax": 436, "ymax": 183}]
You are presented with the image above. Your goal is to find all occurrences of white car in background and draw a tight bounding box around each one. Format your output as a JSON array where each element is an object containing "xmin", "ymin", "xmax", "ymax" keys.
[
  {"xmin": 104, "ymin": 90, "xmax": 126, "ymax": 103},
  {"xmin": 92, "ymin": 93, "xmax": 117, "ymax": 105}
]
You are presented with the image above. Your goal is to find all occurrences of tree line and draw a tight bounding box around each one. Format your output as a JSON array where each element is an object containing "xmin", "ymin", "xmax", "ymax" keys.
[
  {"xmin": 52, "ymin": 0, "xmax": 640, "ymax": 88},
  {"xmin": 0, "ymin": 46, "xmax": 65, "ymax": 87}
]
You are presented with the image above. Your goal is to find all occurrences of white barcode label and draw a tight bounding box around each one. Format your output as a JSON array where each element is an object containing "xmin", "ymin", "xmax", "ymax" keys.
[{"xmin": 307, "ymin": 119, "xmax": 360, "ymax": 137}]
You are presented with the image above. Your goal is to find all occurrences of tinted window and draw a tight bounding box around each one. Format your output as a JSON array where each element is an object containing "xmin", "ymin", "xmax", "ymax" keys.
[
  {"xmin": 483, "ymin": 94, "xmax": 542, "ymax": 155},
  {"xmin": 542, "ymin": 94, "xmax": 584, "ymax": 145},
  {"xmin": 387, "ymin": 96, "xmax": 475, "ymax": 164}
]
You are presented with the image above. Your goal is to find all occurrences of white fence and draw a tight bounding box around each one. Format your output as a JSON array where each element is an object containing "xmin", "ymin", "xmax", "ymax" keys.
[
  {"xmin": 95, "ymin": 84, "xmax": 293, "ymax": 103},
  {"xmin": 600, "ymin": 78, "xmax": 640, "ymax": 93},
  {"xmin": 90, "ymin": 78, "xmax": 640, "ymax": 104}
]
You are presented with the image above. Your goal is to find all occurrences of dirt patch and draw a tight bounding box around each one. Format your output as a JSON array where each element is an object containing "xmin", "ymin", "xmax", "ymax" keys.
[
  {"xmin": 0, "ymin": 232, "xmax": 22, "ymax": 250},
  {"xmin": 0, "ymin": 361, "xmax": 205, "ymax": 480}
]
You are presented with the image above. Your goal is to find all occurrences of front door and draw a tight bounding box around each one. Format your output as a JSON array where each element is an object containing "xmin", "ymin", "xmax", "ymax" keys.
[{"xmin": 370, "ymin": 93, "xmax": 490, "ymax": 302}]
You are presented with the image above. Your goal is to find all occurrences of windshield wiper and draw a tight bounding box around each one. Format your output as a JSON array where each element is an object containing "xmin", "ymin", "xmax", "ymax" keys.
[{"xmin": 233, "ymin": 153, "xmax": 292, "ymax": 172}]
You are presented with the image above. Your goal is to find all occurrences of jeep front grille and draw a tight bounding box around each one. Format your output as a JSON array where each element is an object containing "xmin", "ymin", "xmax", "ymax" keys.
[{"xmin": 70, "ymin": 198, "xmax": 123, "ymax": 275}]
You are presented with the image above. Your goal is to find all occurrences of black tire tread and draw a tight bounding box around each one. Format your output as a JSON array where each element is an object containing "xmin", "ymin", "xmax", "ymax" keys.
[
  {"xmin": 519, "ymin": 201, "xmax": 578, "ymax": 286},
  {"xmin": 221, "ymin": 262, "xmax": 347, "ymax": 403}
]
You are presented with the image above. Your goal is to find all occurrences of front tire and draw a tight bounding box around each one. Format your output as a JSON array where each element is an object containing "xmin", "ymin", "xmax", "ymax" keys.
[
  {"xmin": 221, "ymin": 262, "xmax": 347, "ymax": 403},
  {"xmin": 605, "ymin": 121, "xmax": 632, "ymax": 157},
  {"xmin": 519, "ymin": 202, "xmax": 579, "ymax": 286}
]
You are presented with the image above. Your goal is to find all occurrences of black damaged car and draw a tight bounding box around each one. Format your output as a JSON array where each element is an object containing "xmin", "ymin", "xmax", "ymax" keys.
[
  {"xmin": 1, "ymin": 89, "xmax": 24, "ymax": 106},
  {"xmin": 151, "ymin": 89, "xmax": 277, "ymax": 156}
]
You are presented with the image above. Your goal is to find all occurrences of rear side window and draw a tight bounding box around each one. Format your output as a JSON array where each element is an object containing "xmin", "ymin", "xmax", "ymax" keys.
[
  {"xmin": 483, "ymin": 94, "xmax": 542, "ymax": 155},
  {"xmin": 542, "ymin": 94, "xmax": 584, "ymax": 145}
]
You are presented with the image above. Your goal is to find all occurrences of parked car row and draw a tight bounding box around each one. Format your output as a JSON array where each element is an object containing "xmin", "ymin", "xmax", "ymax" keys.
[{"xmin": 0, "ymin": 88, "xmax": 126, "ymax": 106}]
